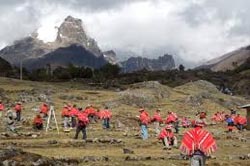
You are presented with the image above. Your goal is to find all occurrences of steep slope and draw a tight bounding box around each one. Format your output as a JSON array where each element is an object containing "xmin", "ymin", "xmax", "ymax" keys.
[
  {"xmin": 23, "ymin": 44, "xmax": 107, "ymax": 70},
  {"xmin": 200, "ymin": 45, "xmax": 250, "ymax": 71},
  {"xmin": 0, "ymin": 16, "xmax": 106, "ymax": 70},
  {"xmin": 121, "ymin": 54, "xmax": 175, "ymax": 73},
  {"xmin": 0, "ymin": 57, "xmax": 12, "ymax": 75}
]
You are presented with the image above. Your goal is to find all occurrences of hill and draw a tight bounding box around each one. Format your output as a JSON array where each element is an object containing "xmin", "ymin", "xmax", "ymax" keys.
[
  {"xmin": 199, "ymin": 45, "xmax": 250, "ymax": 71},
  {"xmin": 0, "ymin": 77, "xmax": 249, "ymax": 165}
]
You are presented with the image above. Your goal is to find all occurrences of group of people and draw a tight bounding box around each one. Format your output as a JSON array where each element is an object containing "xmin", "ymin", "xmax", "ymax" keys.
[{"xmin": 1, "ymin": 100, "xmax": 248, "ymax": 165}]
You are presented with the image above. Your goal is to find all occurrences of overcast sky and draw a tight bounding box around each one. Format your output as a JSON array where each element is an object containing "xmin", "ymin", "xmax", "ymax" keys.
[{"xmin": 0, "ymin": 0, "xmax": 250, "ymax": 65}]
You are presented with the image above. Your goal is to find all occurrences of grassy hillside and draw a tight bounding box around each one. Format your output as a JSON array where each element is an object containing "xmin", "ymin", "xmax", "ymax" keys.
[{"xmin": 0, "ymin": 77, "xmax": 249, "ymax": 165}]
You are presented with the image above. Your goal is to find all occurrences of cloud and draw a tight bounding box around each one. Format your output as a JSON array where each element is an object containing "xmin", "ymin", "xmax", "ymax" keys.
[{"xmin": 0, "ymin": 0, "xmax": 250, "ymax": 66}]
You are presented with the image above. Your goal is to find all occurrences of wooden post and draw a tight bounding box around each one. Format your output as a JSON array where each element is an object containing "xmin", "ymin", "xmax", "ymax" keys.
[{"xmin": 247, "ymin": 108, "xmax": 250, "ymax": 130}]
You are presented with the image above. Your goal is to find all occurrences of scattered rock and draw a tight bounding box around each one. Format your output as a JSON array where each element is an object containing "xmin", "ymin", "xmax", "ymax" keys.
[
  {"xmin": 48, "ymin": 140, "xmax": 58, "ymax": 144},
  {"xmin": 123, "ymin": 148, "xmax": 134, "ymax": 154}
]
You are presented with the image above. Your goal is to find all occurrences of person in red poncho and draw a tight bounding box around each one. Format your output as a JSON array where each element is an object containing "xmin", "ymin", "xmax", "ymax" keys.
[
  {"xmin": 137, "ymin": 108, "xmax": 150, "ymax": 140},
  {"xmin": 151, "ymin": 109, "xmax": 163, "ymax": 135},
  {"xmin": 74, "ymin": 109, "xmax": 89, "ymax": 140},
  {"xmin": 33, "ymin": 114, "xmax": 43, "ymax": 130},
  {"xmin": 0, "ymin": 101, "xmax": 5, "ymax": 118},
  {"xmin": 158, "ymin": 124, "xmax": 177, "ymax": 150},
  {"xmin": 180, "ymin": 120, "xmax": 217, "ymax": 166},
  {"xmin": 181, "ymin": 117, "xmax": 191, "ymax": 128},
  {"xmin": 69, "ymin": 104, "xmax": 79, "ymax": 128},
  {"xmin": 14, "ymin": 102, "xmax": 23, "ymax": 121},
  {"xmin": 101, "ymin": 106, "xmax": 112, "ymax": 129},
  {"xmin": 165, "ymin": 111, "xmax": 179, "ymax": 134},
  {"xmin": 234, "ymin": 114, "xmax": 247, "ymax": 131},
  {"xmin": 84, "ymin": 104, "xmax": 97, "ymax": 123},
  {"xmin": 40, "ymin": 103, "xmax": 49, "ymax": 118},
  {"xmin": 61, "ymin": 105, "xmax": 71, "ymax": 130}
]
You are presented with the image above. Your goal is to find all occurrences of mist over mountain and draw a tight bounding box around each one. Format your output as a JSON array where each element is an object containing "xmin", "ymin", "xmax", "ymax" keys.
[
  {"xmin": 0, "ymin": 16, "xmax": 107, "ymax": 70},
  {"xmin": 198, "ymin": 45, "xmax": 250, "ymax": 71}
]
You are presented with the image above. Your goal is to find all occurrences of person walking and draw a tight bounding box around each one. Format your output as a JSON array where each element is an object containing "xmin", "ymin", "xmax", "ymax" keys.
[
  {"xmin": 138, "ymin": 108, "xmax": 150, "ymax": 140},
  {"xmin": 151, "ymin": 109, "xmax": 163, "ymax": 135},
  {"xmin": 14, "ymin": 102, "xmax": 22, "ymax": 121},
  {"xmin": 74, "ymin": 110, "xmax": 89, "ymax": 140}
]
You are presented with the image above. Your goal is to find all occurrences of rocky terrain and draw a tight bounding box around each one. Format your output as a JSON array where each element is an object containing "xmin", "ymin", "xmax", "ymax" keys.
[
  {"xmin": 121, "ymin": 54, "xmax": 175, "ymax": 73},
  {"xmin": 0, "ymin": 77, "xmax": 249, "ymax": 165}
]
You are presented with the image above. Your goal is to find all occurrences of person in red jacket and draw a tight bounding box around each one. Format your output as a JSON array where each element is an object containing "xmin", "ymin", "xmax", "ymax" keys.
[
  {"xmin": 33, "ymin": 114, "xmax": 43, "ymax": 130},
  {"xmin": 0, "ymin": 101, "xmax": 4, "ymax": 118},
  {"xmin": 234, "ymin": 114, "xmax": 247, "ymax": 131},
  {"xmin": 102, "ymin": 106, "xmax": 112, "ymax": 129},
  {"xmin": 84, "ymin": 104, "xmax": 97, "ymax": 123},
  {"xmin": 74, "ymin": 109, "xmax": 89, "ymax": 140},
  {"xmin": 137, "ymin": 108, "xmax": 150, "ymax": 140},
  {"xmin": 14, "ymin": 102, "xmax": 22, "ymax": 121},
  {"xmin": 40, "ymin": 103, "xmax": 49, "ymax": 118},
  {"xmin": 70, "ymin": 104, "xmax": 79, "ymax": 128},
  {"xmin": 158, "ymin": 124, "xmax": 177, "ymax": 150},
  {"xmin": 61, "ymin": 105, "xmax": 71, "ymax": 130},
  {"xmin": 151, "ymin": 109, "xmax": 163, "ymax": 135}
]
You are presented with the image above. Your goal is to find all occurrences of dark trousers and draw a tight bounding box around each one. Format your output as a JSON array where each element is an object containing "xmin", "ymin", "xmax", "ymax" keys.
[
  {"xmin": 74, "ymin": 125, "xmax": 87, "ymax": 140},
  {"xmin": 71, "ymin": 117, "xmax": 76, "ymax": 128},
  {"xmin": 103, "ymin": 118, "xmax": 110, "ymax": 129},
  {"xmin": 34, "ymin": 123, "xmax": 43, "ymax": 130},
  {"xmin": 236, "ymin": 124, "xmax": 244, "ymax": 131},
  {"xmin": 16, "ymin": 111, "xmax": 21, "ymax": 121}
]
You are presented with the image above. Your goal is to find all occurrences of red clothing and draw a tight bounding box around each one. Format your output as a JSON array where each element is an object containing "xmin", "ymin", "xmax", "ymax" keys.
[
  {"xmin": 84, "ymin": 107, "xmax": 97, "ymax": 116},
  {"xmin": 33, "ymin": 117, "xmax": 43, "ymax": 124},
  {"xmin": 61, "ymin": 107, "xmax": 70, "ymax": 117},
  {"xmin": 70, "ymin": 107, "xmax": 79, "ymax": 116},
  {"xmin": 152, "ymin": 112, "xmax": 163, "ymax": 123},
  {"xmin": 14, "ymin": 104, "xmax": 22, "ymax": 112},
  {"xmin": 182, "ymin": 118, "xmax": 190, "ymax": 127},
  {"xmin": 234, "ymin": 116, "xmax": 247, "ymax": 125},
  {"xmin": 104, "ymin": 109, "xmax": 112, "ymax": 119},
  {"xmin": 158, "ymin": 129, "xmax": 174, "ymax": 140},
  {"xmin": 180, "ymin": 127, "xmax": 217, "ymax": 156},
  {"xmin": 211, "ymin": 114, "xmax": 221, "ymax": 122},
  {"xmin": 0, "ymin": 104, "xmax": 4, "ymax": 111},
  {"xmin": 165, "ymin": 114, "xmax": 176, "ymax": 124},
  {"xmin": 77, "ymin": 112, "xmax": 89, "ymax": 125},
  {"xmin": 139, "ymin": 111, "xmax": 150, "ymax": 125},
  {"xmin": 40, "ymin": 104, "xmax": 49, "ymax": 115}
]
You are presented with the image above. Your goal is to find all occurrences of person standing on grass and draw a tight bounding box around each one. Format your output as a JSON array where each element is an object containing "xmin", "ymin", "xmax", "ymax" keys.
[
  {"xmin": 40, "ymin": 103, "xmax": 49, "ymax": 118},
  {"xmin": 151, "ymin": 109, "xmax": 163, "ymax": 135},
  {"xmin": 180, "ymin": 120, "xmax": 217, "ymax": 166},
  {"xmin": 14, "ymin": 102, "xmax": 22, "ymax": 121},
  {"xmin": 0, "ymin": 101, "xmax": 4, "ymax": 118},
  {"xmin": 61, "ymin": 105, "xmax": 71, "ymax": 130},
  {"xmin": 74, "ymin": 109, "xmax": 89, "ymax": 140},
  {"xmin": 137, "ymin": 108, "xmax": 150, "ymax": 140},
  {"xmin": 69, "ymin": 104, "xmax": 79, "ymax": 128}
]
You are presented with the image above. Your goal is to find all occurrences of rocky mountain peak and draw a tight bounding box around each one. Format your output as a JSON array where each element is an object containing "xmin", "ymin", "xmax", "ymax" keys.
[
  {"xmin": 103, "ymin": 50, "xmax": 119, "ymax": 65},
  {"xmin": 121, "ymin": 54, "xmax": 175, "ymax": 73},
  {"xmin": 55, "ymin": 15, "xmax": 102, "ymax": 57},
  {"xmin": 56, "ymin": 15, "xmax": 88, "ymax": 46}
]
